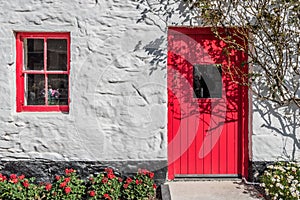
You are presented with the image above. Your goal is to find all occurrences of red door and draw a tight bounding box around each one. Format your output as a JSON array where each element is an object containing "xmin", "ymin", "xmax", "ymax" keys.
[{"xmin": 167, "ymin": 27, "xmax": 248, "ymax": 180}]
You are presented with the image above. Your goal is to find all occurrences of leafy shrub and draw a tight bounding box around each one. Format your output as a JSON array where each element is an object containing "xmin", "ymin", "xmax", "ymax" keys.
[
  {"xmin": 0, "ymin": 173, "xmax": 41, "ymax": 200},
  {"xmin": 260, "ymin": 161, "xmax": 300, "ymax": 200},
  {"xmin": 121, "ymin": 169, "xmax": 156, "ymax": 200},
  {"xmin": 0, "ymin": 168, "xmax": 157, "ymax": 200},
  {"xmin": 41, "ymin": 168, "xmax": 86, "ymax": 200},
  {"xmin": 86, "ymin": 168, "xmax": 123, "ymax": 200}
]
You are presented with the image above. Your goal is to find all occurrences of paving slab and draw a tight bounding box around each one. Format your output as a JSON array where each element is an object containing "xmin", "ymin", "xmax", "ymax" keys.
[{"xmin": 167, "ymin": 180, "xmax": 264, "ymax": 200}]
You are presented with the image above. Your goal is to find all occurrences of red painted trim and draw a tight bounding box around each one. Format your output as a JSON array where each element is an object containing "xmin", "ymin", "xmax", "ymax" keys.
[
  {"xmin": 16, "ymin": 32, "xmax": 70, "ymax": 112},
  {"xmin": 168, "ymin": 27, "xmax": 239, "ymax": 35},
  {"xmin": 67, "ymin": 33, "xmax": 71, "ymax": 106},
  {"xmin": 22, "ymin": 105, "xmax": 69, "ymax": 112},
  {"xmin": 16, "ymin": 34, "xmax": 24, "ymax": 112},
  {"xmin": 22, "ymin": 70, "xmax": 69, "ymax": 74},
  {"xmin": 18, "ymin": 32, "xmax": 70, "ymax": 38}
]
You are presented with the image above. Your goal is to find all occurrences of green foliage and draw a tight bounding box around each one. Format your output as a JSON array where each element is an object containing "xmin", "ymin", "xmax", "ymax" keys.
[
  {"xmin": 0, "ymin": 174, "xmax": 41, "ymax": 200},
  {"xmin": 260, "ymin": 161, "xmax": 300, "ymax": 199},
  {"xmin": 86, "ymin": 168, "xmax": 122, "ymax": 200},
  {"xmin": 121, "ymin": 169, "xmax": 156, "ymax": 200},
  {"xmin": 0, "ymin": 168, "xmax": 157, "ymax": 200},
  {"xmin": 184, "ymin": 0, "xmax": 300, "ymax": 107},
  {"xmin": 41, "ymin": 169, "xmax": 86, "ymax": 200}
]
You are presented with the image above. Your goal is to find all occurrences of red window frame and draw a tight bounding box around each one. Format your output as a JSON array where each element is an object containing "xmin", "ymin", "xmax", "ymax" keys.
[{"xmin": 16, "ymin": 32, "xmax": 70, "ymax": 112}]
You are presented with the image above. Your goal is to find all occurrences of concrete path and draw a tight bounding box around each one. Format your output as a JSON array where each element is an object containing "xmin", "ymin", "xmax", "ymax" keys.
[{"xmin": 167, "ymin": 180, "xmax": 264, "ymax": 200}]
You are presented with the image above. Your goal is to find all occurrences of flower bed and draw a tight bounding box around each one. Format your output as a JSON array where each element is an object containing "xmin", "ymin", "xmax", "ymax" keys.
[
  {"xmin": 0, "ymin": 168, "xmax": 157, "ymax": 200},
  {"xmin": 260, "ymin": 161, "xmax": 300, "ymax": 200}
]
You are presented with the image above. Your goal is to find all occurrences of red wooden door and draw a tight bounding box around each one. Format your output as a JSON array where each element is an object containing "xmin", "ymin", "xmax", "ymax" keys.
[{"xmin": 167, "ymin": 27, "xmax": 248, "ymax": 180}]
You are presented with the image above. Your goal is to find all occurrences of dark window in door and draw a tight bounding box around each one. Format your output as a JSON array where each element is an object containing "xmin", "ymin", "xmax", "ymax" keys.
[{"xmin": 193, "ymin": 64, "xmax": 222, "ymax": 98}]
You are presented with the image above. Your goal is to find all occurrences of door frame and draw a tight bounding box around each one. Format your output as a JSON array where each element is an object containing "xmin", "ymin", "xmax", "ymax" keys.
[{"xmin": 167, "ymin": 26, "xmax": 250, "ymax": 180}]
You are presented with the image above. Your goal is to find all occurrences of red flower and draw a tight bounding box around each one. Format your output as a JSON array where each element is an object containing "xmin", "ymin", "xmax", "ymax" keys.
[
  {"xmin": 89, "ymin": 190, "xmax": 96, "ymax": 197},
  {"xmin": 23, "ymin": 180, "xmax": 29, "ymax": 188},
  {"xmin": 55, "ymin": 175, "xmax": 61, "ymax": 181},
  {"xmin": 107, "ymin": 173, "xmax": 115, "ymax": 179},
  {"xmin": 123, "ymin": 183, "xmax": 129, "ymax": 189},
  {"xmin": 102, "ymin": 177, "xmax": 108, "ymax": 184},
  {"xmin": 139, "ymin": 169, "xmax": 148, "ymax": 175},
  {"xmin": 135, "ymin": 180, "xmax": 140, "ymax": 185},
  {"xmin": 103, "ymin": 193, "xmax": 111, "ymax": 199},
  {"xmin": 64, "ymin": 187, "xmax": 71, "ymax": 194},
  {"xmin": 153, "ymin": 183, "xmax": 157, "ymax": 189},
  {"xmin": 118, "ymin": 177, "xmax": 123, "ymax": 182},
  {"xmin": 126, "ymin": 177, "xmax": 132, "ymax": 184},
  {"xmin": 105, "ymin": 168, "xmax": 113, "ymax": 174},
  {"xmin": 0, "ymin": 174, "xmax": 7, "ymax": 182},
  {"xmin": 10, "ymin": 174, "xmax": 17, "ymax": 180},
  {"xmin": 11, "ymin": 178, "xmax": 18, "ymax": 184},
  {"xmin": 45, "ymin": 183, "xmax": 52, "ymax": 191},
  {"xmin": 64, "ymin": 177, "xmax": 71, "ymax": 183},
  {"xmin": 60, "ymin": 181, "xmax": 67, "ymax": 188},
  {"xmin": 18, "ymin": 174, "xmax": 25, "ymax": 180},
  {"xmin": 149, "ymin": 172, "xmax": 154, "ymax": 179},
  {"xmin": 89, "ymin": 177, "xmax": 94, "ymax": 182},
  {"xmin": 65, "ymin": 168, "xmax": 74, "ymax": 175}
]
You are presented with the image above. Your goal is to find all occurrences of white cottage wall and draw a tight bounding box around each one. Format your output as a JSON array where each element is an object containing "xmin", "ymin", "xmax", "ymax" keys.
[
  {"xmin": 0, "ymin": 0, "xmax": 299, "ymax": 180},
  {"xmin": 0, "ymin": 0, "xmax": 170, "ymax": 165}
]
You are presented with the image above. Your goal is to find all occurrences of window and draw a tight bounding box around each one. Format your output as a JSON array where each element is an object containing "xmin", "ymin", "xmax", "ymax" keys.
[
  {"xmin": 16, "ymin": 32, "xmax": 70, "ymax": 112},
  {"xmin": 193, "ymin": 64, "xmax": 222, "ymax": 98}
]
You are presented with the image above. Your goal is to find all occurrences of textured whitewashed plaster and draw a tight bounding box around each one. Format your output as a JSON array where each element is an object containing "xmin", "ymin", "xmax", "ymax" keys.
[
  {"xmin": 0, "ymin": 0, "xmax": 176, "ymax": 162},
  {"xmin": 252, "ymin": 102, "xmax": 300, "ymax": 161},
  {"xmin": 0, "ymin": 0, "xmax": 298, "ymax": 164}
]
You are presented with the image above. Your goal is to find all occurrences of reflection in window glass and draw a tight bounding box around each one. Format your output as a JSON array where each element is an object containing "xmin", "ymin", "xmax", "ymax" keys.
[
  {"xmin": 47, "ymin": 39, "xmax": 67, "ymax": 71},
  {"xmin": 193, "ymin": 64, "xmax": 222, "ymax": 98},
  {"xmin": 25, "ymin": 74, "xmax": 45, "ymax": 105},
  {"xmin": 48, "ymin": 75, "xmax": 68, "ymax": 105},
  {"xmin": 24, "ymin": 39, "xmax": 44, "ymax": 70}
]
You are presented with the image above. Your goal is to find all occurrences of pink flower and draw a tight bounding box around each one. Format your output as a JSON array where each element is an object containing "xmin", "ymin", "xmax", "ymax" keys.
[
  {"xmin": 45, "ymin": 183, "xmax": 52, "ymax": 191},
  {"xmin": 60, "ymin": 181, "xmax": 67, "ymax": 188},
  {"xmin": 65, "ymin": 168, "xmax": 74, "ymax": 175},
  {"xmin": 0, "ymin": 174, "xmax": 7, "ymax": 182},
  {"xmin": 139, "ymin": 169, "xmax": 148, "ymax": 175},
  {"xmin": 149, "ymin": 172, "xmax": 154, "ymax": 179},
  {"xmin": 89, "ymin": 190, "xmax": 96, "ymax": 197},
  {"xmin": 108, "ymin": 173, "xmax": 115, "ymax": 179},
  {"xmin": 11, "ymin": 178, "xmax": 18, "ymax": 184},
  {"xmin": 55, "ymin": 175, "xmax": 60, "ymax": 181},
  {"xmin": 10, "ymin": 174, "xmax": 17, "ymax": 180},
  {"xmin": 126, "ymin": 177, "xmax": 132, "ymax": 184},
  {"xmin": 103, "ymin": 193, "xmax": 111, "ymax": 199},
  {"xmin": 18, "ymin": 174, "xmax": 25, "ymax": 180},
  {"xmin": 23, "ymin": 180, "xmax": 29, "ymax": 188},
  {"xmin": 105, "ymin": 168, "xmax": 113, "ymax": 174},
  {"xmin": 123, "ymin": 183, "xmax": 129, "ymax": 189},
  {"xmin": 64, "ymin": 187, "xmax": 71, "ymax": 194},
  {"xmin": 64, "ymin": 177, "xmax": 71, "ymax": 183},
  {"xmin": 102, "ymin": 177, "xmax": 108, "ymax": 184}
]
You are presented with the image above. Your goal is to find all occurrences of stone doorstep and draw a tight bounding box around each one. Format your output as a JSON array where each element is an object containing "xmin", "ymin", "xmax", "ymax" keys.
[{"xmin": 164, "ymin": 180, "xmax": 264, "ymax": 200}]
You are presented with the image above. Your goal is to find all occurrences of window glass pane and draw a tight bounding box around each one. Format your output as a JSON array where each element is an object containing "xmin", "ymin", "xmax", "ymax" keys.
[
  {"xmin": 193, "ymin": 64, "xmax": 222, "ymax": 98},
  {"xmin": 48, "ymin": 75, "xmax": 68, "ymax": 105},
  {"xmin": 24, "ymin": 39, "xmax": 44, "ymax": 70},
  {"xmin": 25, "ymin": 74, "xmax": 45, "ymax": 105},
  {"xmin": 47, "ymin": 39, "xmax": 67, "ymax": 71}
]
